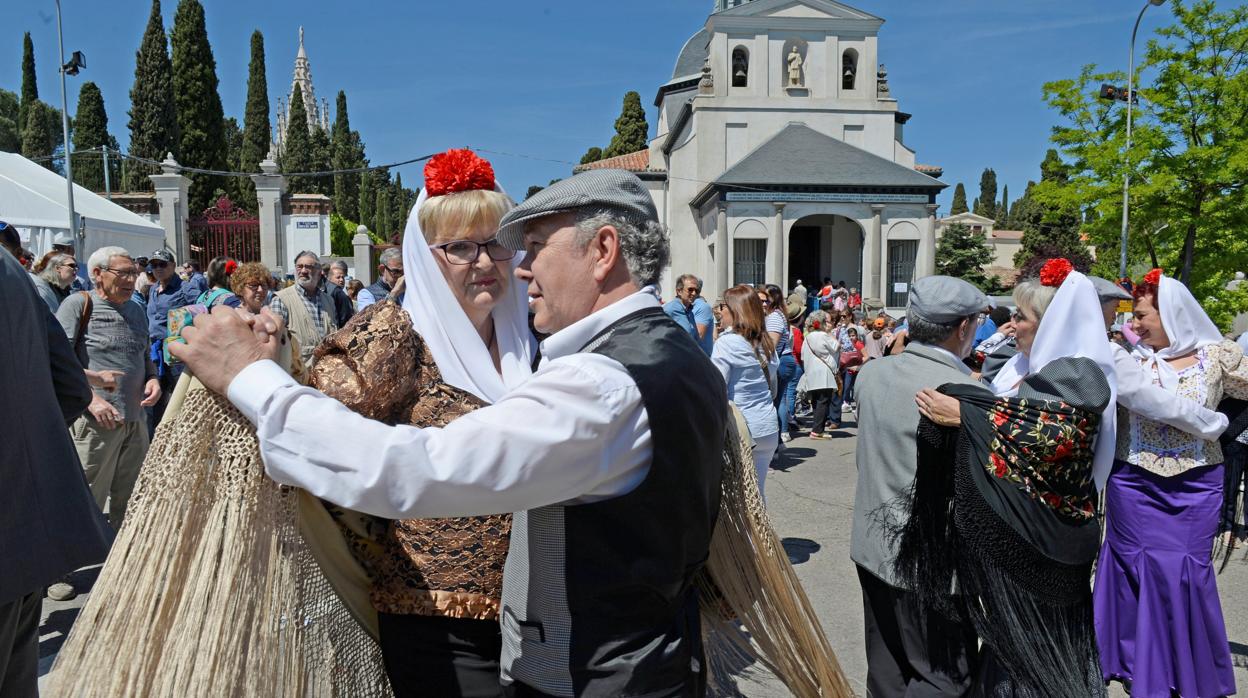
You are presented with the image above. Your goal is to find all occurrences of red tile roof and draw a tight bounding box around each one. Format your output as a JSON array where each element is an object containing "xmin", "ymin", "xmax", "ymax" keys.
[
  {"xmin": 573, "ymin": 149, "xmax": 663, "ymax": 173},
  {"xmin": 991, "ymin": 229, "xmax": 1024, "ymax": 240},
  {"xmin": 915, "ymin": 163, "xmax": 943, "ymax": 175}
]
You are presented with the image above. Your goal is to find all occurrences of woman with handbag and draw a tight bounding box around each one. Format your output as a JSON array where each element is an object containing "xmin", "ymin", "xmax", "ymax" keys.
[
  {"xmin": 801, "ymin": 311, "xmax": 841, "ymax": 440},
  {"xmin": 713, "ymin": 285, "xmax": 780, "ymax": 497}
]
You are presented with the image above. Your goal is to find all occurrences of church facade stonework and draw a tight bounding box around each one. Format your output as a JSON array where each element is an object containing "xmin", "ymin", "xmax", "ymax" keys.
[{"xmin": 578, "ymin": 0, "xmax": 945, "ymax": 310}]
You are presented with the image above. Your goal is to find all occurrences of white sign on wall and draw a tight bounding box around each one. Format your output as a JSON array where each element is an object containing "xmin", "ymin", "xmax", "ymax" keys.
[{"xmin": 725, "ymin": 192, "xmax": 930, "ymax": 204}]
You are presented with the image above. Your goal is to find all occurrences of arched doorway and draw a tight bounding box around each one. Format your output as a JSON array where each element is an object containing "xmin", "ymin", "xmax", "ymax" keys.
[{"xmin": 788, "ymin": 214, "xmax": 863, "ymax": 293}]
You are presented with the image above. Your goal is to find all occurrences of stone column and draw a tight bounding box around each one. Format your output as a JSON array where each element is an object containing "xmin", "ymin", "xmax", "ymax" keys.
[
  {"xmin": 715, "ymin": 203, "xmax": 729, "ymax": 297},
  {"xmin": 771, "ymin": 202, "xmax": 786, "ymax": 286},
  {"xmin": 917, "ymin": 204, "xmax": 939, "ymax": 278},
  {"xmin": 879, "ymin": 216, "xmax": 891, "ymax": 307},
  {"xmin": 250, "ymin": 154, "xmax": 287, "ymax": 272},
  {"xmin": 863, "ymin": 204, "xmax": 884, "ymax": 302},
  {"xmin": 353, "ymin": 226, "xmax": 374, "ymax": 286},
  {"xmin": 148, "ymin": 154, "xmax": 190, "ymax": 261}
]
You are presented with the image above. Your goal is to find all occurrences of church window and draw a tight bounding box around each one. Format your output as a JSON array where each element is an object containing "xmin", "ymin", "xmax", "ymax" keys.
[
  {"xmin": 842, "ymin": 49, "xmax": 858, "ymax": 91},
  {"xmin": 731, "ymin": 47, "xmax": 749, "ymax": 87}
]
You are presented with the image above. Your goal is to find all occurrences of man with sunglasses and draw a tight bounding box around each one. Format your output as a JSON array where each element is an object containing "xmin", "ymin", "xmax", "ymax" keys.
[
  {"xmin": 269, "ymin": 250, "xmax": 339, "ymax": 367},
  {"xmin": 356, "ymin": 247, "xmax": 405, "ymax": 310}
]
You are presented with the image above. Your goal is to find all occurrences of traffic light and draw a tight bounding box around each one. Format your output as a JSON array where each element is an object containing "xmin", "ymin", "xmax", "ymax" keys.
[{"xmin": 1099, "ymin": 83, "xmax": 1139, "ymax": 104}]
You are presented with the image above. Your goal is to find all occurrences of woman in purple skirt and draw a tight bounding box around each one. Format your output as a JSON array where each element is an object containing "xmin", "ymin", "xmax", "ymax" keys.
[{"xmin": 1095, "ymin": 269, "xmax": 1248, "ymax": 697}]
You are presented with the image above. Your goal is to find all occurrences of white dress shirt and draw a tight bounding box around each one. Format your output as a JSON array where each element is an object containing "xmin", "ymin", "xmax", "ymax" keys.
[
  {"xmin": 1111, "ymin": 343, "xmax": 1227, "ymax": 440},
  {"xmin": 227, "ymin": 291, "xmax": 657, "ymax": 519}
]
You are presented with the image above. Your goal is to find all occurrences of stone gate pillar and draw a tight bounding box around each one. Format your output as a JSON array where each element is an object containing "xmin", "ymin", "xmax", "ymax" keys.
[
  {"xmin": 149, "ymin": 154, "xmax": 191, "ymax": 261},
  {"xmin": 353, "ymin": 226, "xmax": 375, "ymax": 286},
  {"xmin": 250, "ymin": 154, "xmax": 287, "ymax": 272}
]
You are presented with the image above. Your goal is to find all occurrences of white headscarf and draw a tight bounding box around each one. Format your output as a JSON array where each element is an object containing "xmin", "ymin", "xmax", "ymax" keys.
[
  {"xmin": 1132, "ymin": 273, "xmax": 1222, "ymax": 393},
  {"xmin": 991, "ymin": 271, "xmax": 1118, "ymax": 489},
  {"xmin": 399, "ymin": 186, "xmax": 534, "ymax": 404}
]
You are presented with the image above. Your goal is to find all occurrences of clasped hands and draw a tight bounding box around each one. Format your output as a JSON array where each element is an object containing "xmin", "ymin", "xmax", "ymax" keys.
[{"xmin": 168, "ymin": 306, "xmax": 286, "ymax": 395}]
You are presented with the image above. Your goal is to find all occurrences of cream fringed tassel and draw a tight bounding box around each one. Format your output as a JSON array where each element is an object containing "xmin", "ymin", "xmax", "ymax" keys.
[
  {"xmin": 699, "ymin": 406, "xmax": 854, "ymax": 698},
  {"xmin": 44, "ymin": 384, "xmax": 391, "ymax": 697}
]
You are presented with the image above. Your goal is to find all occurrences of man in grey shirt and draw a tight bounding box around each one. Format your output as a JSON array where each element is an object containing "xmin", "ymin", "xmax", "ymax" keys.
[
  {"xmin": 57, "ymin": 246, "xmax": 160, "ymax": 528},
  {"xmin": 851, "ymin": 276, "xmax": 990, "ymax": 697}
]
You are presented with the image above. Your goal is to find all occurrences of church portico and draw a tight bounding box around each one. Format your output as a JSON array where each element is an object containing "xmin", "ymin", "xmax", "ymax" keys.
[{"xmin": 575, "ymin": 0, "xmax": 947, "ymax": 313}]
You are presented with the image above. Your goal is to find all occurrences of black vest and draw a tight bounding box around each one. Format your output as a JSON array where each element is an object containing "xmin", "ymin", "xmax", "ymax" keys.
[{"xmin": 500, "ymin": 307, "xmax": 727, "ymax": 697}]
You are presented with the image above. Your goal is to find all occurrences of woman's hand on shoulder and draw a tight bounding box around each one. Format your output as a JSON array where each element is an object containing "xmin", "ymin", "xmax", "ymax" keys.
[{"xmin": 916, "ymin": 388, "xmax": 962, "ymax": 427}]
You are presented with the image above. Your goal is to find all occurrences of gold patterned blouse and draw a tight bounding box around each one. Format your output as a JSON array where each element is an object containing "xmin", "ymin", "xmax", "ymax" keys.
[
  {"xmin": 309, "ymin": 301, "xmax": 511, "ymax": 620},
  {"xmin": 1116, "ymin": 340, "xmax": 1248, "ymax": 476}
]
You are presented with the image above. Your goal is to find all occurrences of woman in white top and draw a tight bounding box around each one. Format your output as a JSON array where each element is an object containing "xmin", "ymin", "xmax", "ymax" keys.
[
  {"xmin": 801, "ymin": 310, "xmax": 841, "ymax": 439},
  {"xmin": 713, "ymin": 284, "xmax": 780, "ymax": 497},
  {"xmin": 758, "ymin": 283, "xmax": 798, "ymax": 441}
]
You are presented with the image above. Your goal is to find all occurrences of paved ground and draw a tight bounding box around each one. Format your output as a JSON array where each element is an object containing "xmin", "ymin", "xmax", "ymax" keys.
[{"xmin": 37, "ymin": 407, "xmax": 1248, "ymax": 695}]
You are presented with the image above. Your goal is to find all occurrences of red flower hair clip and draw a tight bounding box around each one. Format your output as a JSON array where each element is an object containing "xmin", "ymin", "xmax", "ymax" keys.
[
  {"xmin": 1143, "ymin": 268, "xmax": 1162, "ymax": 286},
  {"xmin": 224, "ymin": 259, "xmax": 238, "ymax": 275},
  {"xmin": 1039, "ymin": 258, "xmax": 1074, "ymax": 287},
  {"xmin": 423, "ymin": 149, "xmax": 496, "ymax": 198}
]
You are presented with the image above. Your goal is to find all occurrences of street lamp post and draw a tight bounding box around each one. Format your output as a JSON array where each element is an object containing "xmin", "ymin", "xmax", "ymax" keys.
[
  {"xmin": 53, "ymin": 0, "xmax": 79, "ymax": 250},
  {"xmin": 1119, "ymin": 0, "xmax": 1166, "ymax": 281}
]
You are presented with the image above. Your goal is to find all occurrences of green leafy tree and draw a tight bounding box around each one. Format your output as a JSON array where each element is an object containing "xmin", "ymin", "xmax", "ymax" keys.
[
  {"xmin": 974, "ymin": 168, "xmax": 998, "ymax": 218},
  {"xmin": 331, "ymin": 91, "xmax": 363, "ymax": 220},
  {"xmin": 524, "ymin": 185, "xmax": 544, "ymax": 200},
  {"xmin": 950, "ymin": 182, "xmax": 968, "ymax": 215},
  {"xmin": 329, "ymin": 213, "xmax": 359, "ymax": 257},
  {"xmin": 72, "ymin": 82, "xmax": 111, "ymax": 191},
  {"xmin": 936, "ymin": 223, "xmax": 998, "ymax": 292},
  {"xmin": 238, "ymin": 30, "xmax": 270, "ymax": 210},
  {"xmin": 125, "ymin": 0, "xmax": 178, "ymax": 191},
  {"xmin": 21, "ymin": 101, "xmax": 59, "ymax": 170},
  {"xmin": 171, "ymin": 0, "xmax": 228, "ymax": 210},
  {"xmin": 0, "ymin": 89, "xmax": 20, "ymax": 152},
  {"xmin": 281, "ymin": 84, "xmax": 313, "ymax": 192},
  {"xmin": 1040, "ymin": 1, "xmax": 1248, "ymax": 326},
  {"xmin": 580, "ymin": 147, "xmax": 603, "ymax": 165},
  {"xmin": 1013, "ymin": 154, "xmax": 1093, "ymax": 276},
  {"xmin": 19, "ymin": 33, "xmax": 37, "ymax": 146},
  {"xmin": 602, "ymin": 91, "xmax": 648, "ymax": 158}
]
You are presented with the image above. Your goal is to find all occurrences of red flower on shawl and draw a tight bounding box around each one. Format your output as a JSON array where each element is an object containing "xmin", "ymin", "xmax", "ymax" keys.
[
  {"xmin": 990, "ymin": 452, "xmax": 1009, "ymax": 477},
  {"xmin": 1044, "ymin": 439, "xmax": 1075, "ymax": 463},
  {"xmin": 423, "ymin": 149, "xmax": 496, "ymax": 197},
  {"xmin": 1143, "ymin": 268, "xmax": 1162, "ymax": 286},
  {"xmin": 1043, "ymin": 492, "xmax": 1063, "ymax": 508},
  {"xmin": 1039, "ymin": 258, "xmax": 1074, "ymax": 287},
  {"xmin": 992, "ymin": 409, "xmax": 1009, "ymax": 427}
]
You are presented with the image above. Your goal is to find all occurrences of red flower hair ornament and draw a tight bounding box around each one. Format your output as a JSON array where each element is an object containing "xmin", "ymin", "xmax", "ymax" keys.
[
  {"xmin": 224, "ymin": 259, "xmax": 238, "ymax": 276},
  {"xmin": 423, "ymin": 149, "xmax": 496, "ymax": 198},
  {"xmin": 1039, "ymin": 258, "xmax": 1074, "ymax": 287},
  {"xmin": 1143, "ymin": 268, "xmax": 1162, "ymax": 286}
]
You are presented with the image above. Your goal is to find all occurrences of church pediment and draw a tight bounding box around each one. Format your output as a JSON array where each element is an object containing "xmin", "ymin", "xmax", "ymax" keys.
[{"xmin": 715, "ymin": 0, "xmax": 883, "ymax": 23}]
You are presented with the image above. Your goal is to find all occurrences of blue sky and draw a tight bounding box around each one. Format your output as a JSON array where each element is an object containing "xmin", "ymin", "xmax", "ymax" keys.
[{"xmin": 0, "ymin": 0, "xmax": 1210, "ymax": 216}]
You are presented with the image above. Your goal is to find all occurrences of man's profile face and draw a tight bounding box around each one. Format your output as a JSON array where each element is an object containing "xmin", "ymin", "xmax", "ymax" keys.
[{"xmin": 515, "ymin": 213, "xmax": 597, "ymax": 335}]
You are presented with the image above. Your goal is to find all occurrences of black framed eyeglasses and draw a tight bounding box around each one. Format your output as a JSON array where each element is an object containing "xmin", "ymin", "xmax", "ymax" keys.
[{"xmin": 430, "ymin": 238, "xmax": 515, "ymax": 265}]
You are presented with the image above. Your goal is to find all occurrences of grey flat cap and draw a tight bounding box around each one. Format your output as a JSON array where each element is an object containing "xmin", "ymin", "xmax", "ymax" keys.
[
  {"xmin": 907, "ymin": 275, "xmax": 993, "ymax": 324},
  {"xmin": 496, "ymin": 169, "xmax": 658, "ymax": 250},
  {"xmin": 1088, "ymin": 275, "xmax": 1132, "ymax": 302}
]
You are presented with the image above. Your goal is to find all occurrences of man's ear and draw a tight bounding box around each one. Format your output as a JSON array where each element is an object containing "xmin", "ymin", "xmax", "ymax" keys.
[{"xmin": 589, "ymin": 225, "xmax": 622, "ymax": 284}]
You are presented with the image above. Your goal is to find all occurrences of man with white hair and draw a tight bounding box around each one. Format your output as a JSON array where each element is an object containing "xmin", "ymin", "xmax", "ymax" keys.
[
  {"xmin": 269, "ymin": 251, "xmax": 338, "ymax": 366},
  {"xmin": 356, "ymin": 247, "xmax": 405, "ymax": 309},
  {"xmin": 56, "ymin": 246, "xmax": 161, "ymax": 530}
]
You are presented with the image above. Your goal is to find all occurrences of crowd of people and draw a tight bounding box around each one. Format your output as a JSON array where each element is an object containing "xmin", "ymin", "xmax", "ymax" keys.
[{"xmin": 2, "ymin": 146, "xmax": 1248, "ymax": 698}]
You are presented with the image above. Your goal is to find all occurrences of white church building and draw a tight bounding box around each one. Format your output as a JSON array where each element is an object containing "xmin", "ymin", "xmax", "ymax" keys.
[{"xmin": 576, "ymin": 0, "xmax": 946, "ymax": 310}]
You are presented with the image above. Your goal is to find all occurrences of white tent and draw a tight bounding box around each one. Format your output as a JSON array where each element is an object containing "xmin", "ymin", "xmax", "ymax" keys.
[{"xmin": 0, "ymin": 151, "xmax": 165, "ymax": 260}]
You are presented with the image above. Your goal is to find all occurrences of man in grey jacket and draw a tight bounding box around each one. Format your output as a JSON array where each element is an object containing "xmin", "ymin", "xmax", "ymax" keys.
[
  {"xmin": 0, "ymin": 247, "xmax": 112, "ymax": 696},
  {"xmin": 851, "ymin": 276, "xmax": 990, "ymax": 697}
]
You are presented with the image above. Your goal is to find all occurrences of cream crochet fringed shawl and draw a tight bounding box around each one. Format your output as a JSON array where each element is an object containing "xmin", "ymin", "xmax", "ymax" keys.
[{"xmin": 44, "ymin": 331, "xmax": 849, "ymax": 697}]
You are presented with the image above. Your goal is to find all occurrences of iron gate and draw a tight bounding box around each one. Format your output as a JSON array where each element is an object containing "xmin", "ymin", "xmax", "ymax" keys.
[{"xmin": 187, "ymin": 196, "xmax": 260, "ymax": 263}]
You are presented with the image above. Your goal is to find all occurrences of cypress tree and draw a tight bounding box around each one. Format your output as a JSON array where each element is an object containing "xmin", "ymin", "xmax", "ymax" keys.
[
  {"xmin": 950, "ymin": 182, "xmax": 968, "ymax": 215},
  {"xmin": 126, "ymin": 0, "xmax": 177, "ymax": 191},
  {"xmin": 331, "ymin": 91, "xmax": 361, "ymax": 220},
  {"xmin": 389, "ymin": 172, "xmax": 411, "ymax": 237},
  {"xmin": 0, "ymin": 89, "xmax": 20, "ymax": 152},
  {"xmin": 1013, "ymin": 154, "xmax": 1093, "ymax": 278},
  {"xmin": 358, "ymin": 168, "xmax": 376, "ymax": 235},
  {"xmin": 281, "ymin": 84, "xmax": 313, "ymax": 192},
  {"xmin": 602, "ymin": 91, "xmax": 648, "ymax": 159},
  {"xmin": 222, "ymin": 116, "xmax": 244, "ymax": 204},
  {"xmin": 974, "ymin": 168, "xmax": 997, "ymax": 218},
  {"xmin": 72, "ymin": 82, "xmax": 111, "ymax": 191},
  {"xmin": 308, "ymin": 125, "xmax": 333, "ymax": 196},
  {"xmin": 1000, "ymin": 184, "xmax": 1009, "ymax": 224},
  {"xmin": 21, "ymin": 101, "xmax": 58, "ymax": 170},
  {"xmin": 375, "ymin": 184, "xmax": 391, "ymax": 240},
  {"xmin": 238, "ymin": 29, "xmax": 270, "ymax": 210},
  {"xmin": 19, "ymin": 33, "xmax": 37, "ymax": 145},
  {"xmin": 171, "ymin": 0, "xmax": 228, "ymax": 210}
]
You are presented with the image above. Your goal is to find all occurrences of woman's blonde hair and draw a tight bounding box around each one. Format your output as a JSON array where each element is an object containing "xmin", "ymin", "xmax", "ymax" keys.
[
  {"xmin": 417, "ymin": 189, "xmax": 513, "ymax": 244},
  {"xmin": 1012, "ymin": 279, "xmax": 1059, "ymax": 323}
]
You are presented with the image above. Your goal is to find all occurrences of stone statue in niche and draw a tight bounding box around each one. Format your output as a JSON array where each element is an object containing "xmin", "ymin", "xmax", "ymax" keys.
[
  {"xmin": 786, "ymin": 46, "xmax": 804, "ymax": 87},
  {"xmin": 877, "ymin": 64, "xmax": 890, "ymax": 96}
]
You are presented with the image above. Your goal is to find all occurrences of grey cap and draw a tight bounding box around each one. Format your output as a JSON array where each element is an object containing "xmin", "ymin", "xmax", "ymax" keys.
[
  {"xmin": 907, "ymin": 275, "xmax": 993, "ymax": 324},
  {"xmin": 149, "ymin": 249, "xmax": 175, "ymax": 264},
  {"xmin": 496, "ymin": 169, "xmax": 658, "ymax": 250},
  {"xmin": 1088, "ymin": 275, "xmax": 1132, "ymax": 302}
]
